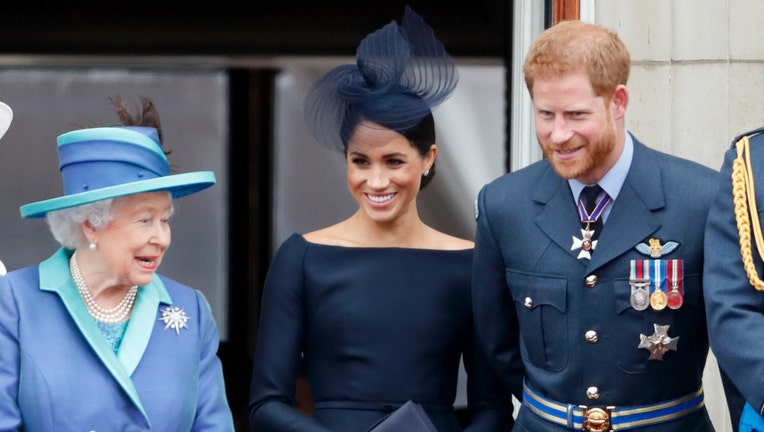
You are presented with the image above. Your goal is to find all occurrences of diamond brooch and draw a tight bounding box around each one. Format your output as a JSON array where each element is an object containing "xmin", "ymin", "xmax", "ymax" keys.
[{"xmin": 158, "ymin": 306, "xmax": 190, "ymax": 334}]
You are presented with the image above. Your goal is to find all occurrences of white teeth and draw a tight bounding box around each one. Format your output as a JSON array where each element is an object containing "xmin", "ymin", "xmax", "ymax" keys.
[{"xmin": 368, "ymin": 193, "xmax": 394, "ymax": 203}]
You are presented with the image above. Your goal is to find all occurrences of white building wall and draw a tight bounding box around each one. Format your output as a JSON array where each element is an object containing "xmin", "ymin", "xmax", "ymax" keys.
[
  {"xmin": 597, "ymin": 0, "xmax": 764, "ymax": 170},
  {"xmin": 594, "ymin": 1, "xmax": 764, "ymax": 430}
]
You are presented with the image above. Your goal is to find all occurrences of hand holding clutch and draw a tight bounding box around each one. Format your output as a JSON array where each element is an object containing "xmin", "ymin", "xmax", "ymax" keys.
[{"xmin": 365, "ymin": 400, "xmax": 438, "ymax": 432}]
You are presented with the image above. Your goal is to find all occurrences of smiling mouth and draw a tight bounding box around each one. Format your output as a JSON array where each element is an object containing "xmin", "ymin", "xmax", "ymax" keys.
[
  {"xmin": 137, "ymin": 257, "xmax": 157, "ymax": 266},
  {"xmin": 553, "ymin": 145, "xmax": 584, "ymax": 160},
  {"xmin": 557, "ymin": 143, "xmax": 583, "ymax": 154},
  {"xmin": 367, "ymin": 193, "xmax": 395, "ymax": 203}
]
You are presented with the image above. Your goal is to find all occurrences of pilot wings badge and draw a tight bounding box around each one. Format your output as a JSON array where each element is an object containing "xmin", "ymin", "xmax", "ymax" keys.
[{"xmin": 635, "ymin": 238, "xmax": 679, "ymax": 258}]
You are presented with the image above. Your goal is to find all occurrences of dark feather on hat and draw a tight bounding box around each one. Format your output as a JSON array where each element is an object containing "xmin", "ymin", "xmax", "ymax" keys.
[{"xmin": 109, "ymin": 96, "xmax": 164, "ymax": 146}]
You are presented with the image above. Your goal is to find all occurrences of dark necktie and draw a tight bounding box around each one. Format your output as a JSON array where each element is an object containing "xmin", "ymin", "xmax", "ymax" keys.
[{"xmin": 581, "ymin": 184, "xmax": 604, "ymax": 241}]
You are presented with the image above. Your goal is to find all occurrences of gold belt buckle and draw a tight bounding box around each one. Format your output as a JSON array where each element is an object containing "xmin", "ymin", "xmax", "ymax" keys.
[{"xmin": 579, "ymin": 405, "xmax": 614, "ymax": 432}]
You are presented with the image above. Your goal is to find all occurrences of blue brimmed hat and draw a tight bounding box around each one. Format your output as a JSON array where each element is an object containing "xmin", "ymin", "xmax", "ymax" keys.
[
  {"xmin": 0, "ymin": 101, "xmax": 12, "ymax": 140},
  {"xmin": 20, "ymin": 126, "xmax": 215, "ymax": 218}
]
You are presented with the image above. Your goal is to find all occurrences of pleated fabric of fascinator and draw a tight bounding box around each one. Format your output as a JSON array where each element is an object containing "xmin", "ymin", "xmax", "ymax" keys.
[{"xmin": 304, "ymin": 5, "xmax": 458, "ymax": 152}]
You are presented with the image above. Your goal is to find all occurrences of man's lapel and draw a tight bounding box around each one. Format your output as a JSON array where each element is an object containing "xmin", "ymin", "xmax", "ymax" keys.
[{"xmin": 589, "ymin": 140, "xmax": 664, "ymax": 270}]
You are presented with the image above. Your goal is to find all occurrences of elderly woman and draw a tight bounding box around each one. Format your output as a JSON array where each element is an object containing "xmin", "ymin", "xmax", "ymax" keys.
[{"xmin": 0, "ymin": 98, "xmax": 234, "ymax": 431}]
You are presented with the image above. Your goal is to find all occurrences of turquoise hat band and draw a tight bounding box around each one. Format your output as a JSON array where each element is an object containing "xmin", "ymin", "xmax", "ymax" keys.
[
  {"xmin": 58, "ymin": 127, "xmax": 170, "ymax": 195},
  {"xmin": 20, "ymin": 171, "xmax": 216, "ymax": 218},
  {"xmin": 57, "ymin": 127, "xmax": 166, "ymax": 159},
  {"xmin": 58, "ymin": 141, "xmax": 169, "ymax": 195}
]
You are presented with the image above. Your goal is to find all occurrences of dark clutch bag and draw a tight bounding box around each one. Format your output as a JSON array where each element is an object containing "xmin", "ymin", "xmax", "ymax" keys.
[{"xmin": 365, "ymin": 400, "xmax": 438, "ymax": 432}]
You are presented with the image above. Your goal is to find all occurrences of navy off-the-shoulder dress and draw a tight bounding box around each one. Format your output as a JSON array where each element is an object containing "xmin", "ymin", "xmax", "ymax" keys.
[{"xmin": 249, "ymin": 233, "xmax": 512, "ymax": 432}]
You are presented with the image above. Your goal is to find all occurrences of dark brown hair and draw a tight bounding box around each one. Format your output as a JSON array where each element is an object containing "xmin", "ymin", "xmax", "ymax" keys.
[{"xmin": 401, "ymin": 112, "xmax": 436, "ymax": 190}]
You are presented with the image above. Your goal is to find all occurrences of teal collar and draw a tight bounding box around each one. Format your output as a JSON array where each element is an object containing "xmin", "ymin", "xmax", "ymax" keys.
[{"xmin": 39, "ymin": 248, "xmax": 174, "ymax": 420}]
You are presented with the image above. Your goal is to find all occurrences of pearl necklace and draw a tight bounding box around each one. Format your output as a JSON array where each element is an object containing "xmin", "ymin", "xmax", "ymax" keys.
[{"xmin": 69, "ymin": 252, "xmax": 138, "ymax": 324}]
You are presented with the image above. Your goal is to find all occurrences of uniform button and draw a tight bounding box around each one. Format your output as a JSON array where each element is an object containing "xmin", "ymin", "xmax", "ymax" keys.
[
  {"xmin": 524, "ymin": 297, "xmax": 533, "ymax": 308},
  {"xmin": 587, "ymin": 386, "xmax": 600, "ymax": 400},
  {"xmin": 585, "ymin": 274, "xmax": 598, "ymax": 288},
  {"xmin": 585, "ymin": 330, "xmax": 598, "ymax": 343}
]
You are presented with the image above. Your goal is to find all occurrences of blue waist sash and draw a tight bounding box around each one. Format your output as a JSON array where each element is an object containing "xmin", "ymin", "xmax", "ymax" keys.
[{"xmin": 522, "ymin": 381, "xmax": 704, "ymax": 430}]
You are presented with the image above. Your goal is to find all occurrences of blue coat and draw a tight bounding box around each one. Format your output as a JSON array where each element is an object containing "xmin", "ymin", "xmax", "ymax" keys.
[
  {"xmin": 0, "ymin": 248, "xmax": 234, "ymax": 431},
  {"xmin": 704, "ymin": 126, "xmax": 764, "ymax": 429},
  {"xmin": 472, "ymin": 136, "xmax": 719, "ymax": 431}
]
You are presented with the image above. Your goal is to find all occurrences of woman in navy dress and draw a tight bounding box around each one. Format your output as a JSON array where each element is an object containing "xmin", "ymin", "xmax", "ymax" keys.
[{"xmin": 248, "ymin": 7, "xmax": 512, "ymax": 432}]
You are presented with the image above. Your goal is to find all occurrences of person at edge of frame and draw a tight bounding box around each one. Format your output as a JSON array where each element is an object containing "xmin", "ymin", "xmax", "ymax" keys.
[
  {"xmin": 0, "ymin": 100, "xmax": 12, "ymax": 277},
  {"xmin": 704, "ymin": 126, "xmax": 764, "ymax": 432}
]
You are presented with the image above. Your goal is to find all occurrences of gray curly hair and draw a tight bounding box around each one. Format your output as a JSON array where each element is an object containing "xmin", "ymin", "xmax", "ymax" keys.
[{"xmin": 45, "ymin": 199, "xmax": 115, "ymax": 249}]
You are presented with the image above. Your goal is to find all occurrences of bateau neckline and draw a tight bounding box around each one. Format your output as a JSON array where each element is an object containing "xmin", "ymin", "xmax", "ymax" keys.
[{"xmin": 296, "ymin": 233, "xmax": 472, "ymax": 252}]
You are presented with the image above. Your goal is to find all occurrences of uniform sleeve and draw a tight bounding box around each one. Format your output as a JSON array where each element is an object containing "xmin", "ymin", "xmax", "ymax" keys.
[
  {"xmin": 192, "ymin": 290, "xmax": 236, "ymax": 431},
  {"xmin": 461, "ymin": 309, "xmax": 515, "ymax": 432},
  {"xmin": 471, "ymin": 187, "xmax": 525, "ymax": 400},
  {"xmin": 703, "ymin": 147, "xmax": 761, "ymax": 419},
  {"xmin": 249, "ymin": 235, "xmax": 331, "ymax": 432},
  {"xmin": 0, "ymin": 275, "xmax": 24, "ymax": 431}
]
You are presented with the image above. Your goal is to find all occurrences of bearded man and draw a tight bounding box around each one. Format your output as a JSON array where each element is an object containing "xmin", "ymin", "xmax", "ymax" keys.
[{"xmin": 471, "ymin": 20, "xmax": 732, "ymax": 432}]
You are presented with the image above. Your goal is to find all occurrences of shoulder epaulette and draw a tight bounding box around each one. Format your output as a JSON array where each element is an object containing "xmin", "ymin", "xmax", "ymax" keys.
[
  {"xmin": 733, "ymin": 127, "xmax": 764, "ymax": 290},
  {"xmin": 731, "ymin": 126, "xmax": 764, "ymax": 149}
]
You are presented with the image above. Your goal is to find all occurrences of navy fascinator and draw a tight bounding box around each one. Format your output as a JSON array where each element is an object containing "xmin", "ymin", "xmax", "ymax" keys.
[{"xmin": 304, "ymin": 5, "xmax": 459, "ymax": 152}]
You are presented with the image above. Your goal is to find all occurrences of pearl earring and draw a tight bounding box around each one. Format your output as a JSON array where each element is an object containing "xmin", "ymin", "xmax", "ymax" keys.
[
  {"xmin": 89, "ymin": 242, "xmax": 96, "ymax": 251},
  {"xmin": 423, "ymin": 169, "xmax": 430, "ymax": 177}
]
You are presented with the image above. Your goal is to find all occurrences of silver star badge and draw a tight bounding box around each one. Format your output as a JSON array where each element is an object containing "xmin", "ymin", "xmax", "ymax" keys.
[
  {"xmin": 638, "ymin": 324, "xmax": 678, "ymax": 360},
  {"xmin": 571, "ymin": 228, "xmax": 598, "ymax": 260},
  {"xmin": 158, "ymin": 306, "xmax": 190, "ymax": 334}
]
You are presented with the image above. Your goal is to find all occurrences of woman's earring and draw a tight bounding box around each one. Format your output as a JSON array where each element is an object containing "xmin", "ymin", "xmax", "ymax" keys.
[
  {"xmin": 89, "ymin": 242, "xmax": 97, "ymax": 251},
  {"xmin": 423, "ymin": 169, "xmax": 430, "ymax": 177}
]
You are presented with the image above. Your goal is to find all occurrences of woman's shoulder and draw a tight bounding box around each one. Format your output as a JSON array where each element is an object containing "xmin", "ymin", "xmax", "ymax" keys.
[
  {"xmin": 303, "ymin": 223, "xmax": 473, "ymax": 251},
  {"xmin": 156, "ymin": 274, "xmax": 199, "ymax": 297},
  {"xmin": 302, "ymin": 222, "xmax": 365, "ymax": 247},
  {"xmin": 302, "ymin": 227, "xmax": 338, "ymax": 245},
  {"xmin": 424, "ymin": 228, "xmax": 474, "ymax": 251}
]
